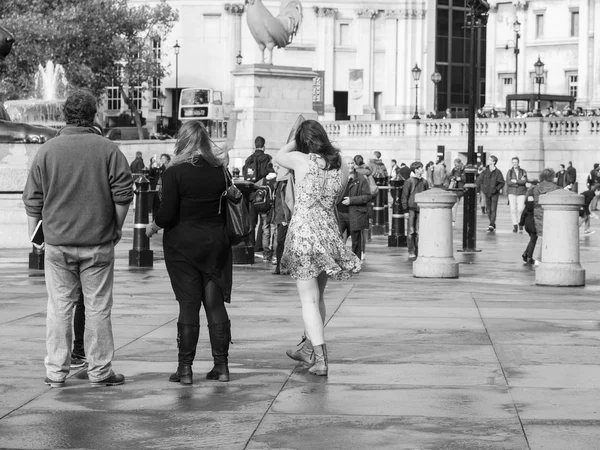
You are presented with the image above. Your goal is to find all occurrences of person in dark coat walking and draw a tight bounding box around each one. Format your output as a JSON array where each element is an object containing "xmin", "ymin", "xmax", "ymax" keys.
[
  {"xmin": 337, "ymin": 156, "xmax": 371, "ymax": 260},
  {"xmin": 527, "ymin": 168, "xmax": 559, "ymax": 263},
  {"xmin": 476, "ymin": 155, "xmax": 505, "ymax": 232},
  {"xmin": 519, "ymin": 197, "xmax": 536, "ymax": 264},
  {"xmin": 130, "ymin": 151, "xmax": 145, "ymax": 175},
  {"xmin": 565, "ymin": 161, "xmax": 577, "ymax": 191},
  {"xmin": 146, "ymin": 121, "xmax": 233, "ymax": 385},
  {"xmin": 401, "ymin": 161, "xmax": 429, "ymax": 258}
]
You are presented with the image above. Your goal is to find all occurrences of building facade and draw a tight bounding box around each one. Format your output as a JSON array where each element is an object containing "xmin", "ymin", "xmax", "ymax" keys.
[{"xmin": 107, "ymin": 0, "xmax": 597, "ymax": 133}]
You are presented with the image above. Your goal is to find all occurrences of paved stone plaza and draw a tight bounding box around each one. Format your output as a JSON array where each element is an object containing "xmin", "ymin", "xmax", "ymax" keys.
[{"xmin": 1, "ymin": 203, "xmax": 600, "ymax": 449}]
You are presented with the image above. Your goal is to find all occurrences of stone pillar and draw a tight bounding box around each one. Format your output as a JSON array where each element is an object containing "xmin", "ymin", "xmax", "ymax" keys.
[
  {"xmin": 354, "ymin": 9, "xmax": 377, "ymax": 120},
  {"xmin": 224, "ymin": 4, "xmax": 245, "ymax": 106},
  {"xmin": 396, "ymin": 11, "xmax": 409, "ymax": 117},
  {"xmin": 535, "ymin": 190, "xmax": 585, "ymax": 286},
  {"xmin": 230, "ymin": 65, "xmax": 318, "ymax": 166},
  {"xmin": 592, "ymin": 0, "xmax": 600, "ymax": 105},
  {"xmin": 413, "ymin": 188, "xmax": 459, "ymax": 278},
  {"xmin": 382, "ymin": 10, "xmax": 400, "ymax": 119},
  {"xmin": 313, "ymin": 7, "xmax": 337, "ymax": 120},
  {"xmin": 484, "ymin": 2, "xmax": 498, "ymax": 109},
  {"xmin": 577, "ymin": 0, "xmax": 590, "ymax": 106}
]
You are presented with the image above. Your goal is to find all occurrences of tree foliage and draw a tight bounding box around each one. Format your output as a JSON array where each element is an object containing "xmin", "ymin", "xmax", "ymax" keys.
[{"xmin": 0, "ymin": 0, "xmax": 178, "ymax": 138}]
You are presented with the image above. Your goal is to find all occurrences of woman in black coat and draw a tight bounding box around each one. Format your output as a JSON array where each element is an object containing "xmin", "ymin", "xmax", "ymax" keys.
[{"xmin": 146, "ymin": 121, "xmax": 232, "ymax": 384}]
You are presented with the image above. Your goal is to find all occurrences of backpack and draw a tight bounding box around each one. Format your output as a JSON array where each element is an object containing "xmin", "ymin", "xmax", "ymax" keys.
[
  {"xmin": 372, "ymin": 162, "xmax": 388, "ymax": 180},
  {"xmin": 252, "ymin": 185, "xmax": 272, "ymax": 213},
  {"xmin": 367, "ymin": 175, "xmax": 379, "ymax": 199},
  {"xmin": 244, "ymin": 155, "xmax": 259, "ymax": 181}
]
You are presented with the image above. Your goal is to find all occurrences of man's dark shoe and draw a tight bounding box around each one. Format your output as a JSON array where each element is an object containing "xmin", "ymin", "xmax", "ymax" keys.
[
  {"xmin": 44, "ymin": 377, "xmax": 65, "ymax": 388},
  {"xmin": 272, "ymin": 269, "xmax": 281, "ymax": 275},
  {"xmin": 90, "ymin": 373, "xmax": 125, "ymax": 387},
  {"xmin": 519, "ymin": 225, "xmax": 524, "ymax": 232},
  {"xmin": 522, "ymin": 252, "xmax": 529, "ymax": 263},
  {"xmin": 513, "ymin": 225, "xmax": 518, "ymax": 233},
  {"xmin": 487, "ymin": 225, "xmax": 495, "ymax": 232}
]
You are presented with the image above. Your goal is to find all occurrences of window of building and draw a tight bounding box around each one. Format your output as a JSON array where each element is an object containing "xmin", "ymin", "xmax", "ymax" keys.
[
  {"xmin": 535, "ymin": 14, "xmax": 544, "ymax": 38},
  {"xmin": 151, "ymin": 79, "xmax": 161, "ymax": 110},
  {"xmin": 106, "ymin": 85, "xmax": 121, "ymax": 111},
  {"xmin": 568, "ymin": 74, "xmax": 578, "ymax": 98},
  {"xmin": 571, "ymin": 11, "xmax": 579, "ymax": 37},
  {"xmin": 152, "ymin": 38, "xmax": 161, "ymax": 59},
  {"xmin": 435, "ymin": 0, "xmax": 486, "ymax": 112},
  {"xmin": 503, "ymin": 78, "xmax": 513, "ymax": 85},
  {"xmin": 131, "ymin": 86, "xmax": 143, "ymax": 110},
  {"xmin": 338, "ymin": 22, "xmax": 351, "ymax": 47}
]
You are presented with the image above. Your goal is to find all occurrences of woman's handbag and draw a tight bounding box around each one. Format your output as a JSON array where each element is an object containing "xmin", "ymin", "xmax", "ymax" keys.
[{"xmin": 220, "ymin": 168, "xmax": 252, "ymax": 245}]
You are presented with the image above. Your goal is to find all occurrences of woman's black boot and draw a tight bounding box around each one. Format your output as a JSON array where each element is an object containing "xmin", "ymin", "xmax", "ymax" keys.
[
  {"xmin": 206, "ymin": 320, "xmax": 231, "ymax": 382},
  {"xmin": 169, "ymin": 322, "xmax": 199, "ymax": 384}
]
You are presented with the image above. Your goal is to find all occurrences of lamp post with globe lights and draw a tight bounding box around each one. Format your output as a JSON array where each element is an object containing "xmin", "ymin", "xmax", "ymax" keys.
[
  {"xmin": 158, "ymin": 92, "xmax": 167, "ymax": 137},
  {"xmin": 431, "ymin": 70, "xmax": 442, "ymax": 115},
  {"xmin": 411, "ymin": 64, "xmax": 422, "ymax": 120},
  {"xmin": 534, "ymin": 56, "xmax": 544, "ymax": 117},
  {"xmin": 174, "ymin": 40, "xmax": 180, "ymax": 133}
]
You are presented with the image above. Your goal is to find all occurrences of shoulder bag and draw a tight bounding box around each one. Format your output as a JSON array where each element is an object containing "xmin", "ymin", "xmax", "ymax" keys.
[{"xmin": 220, "ymin": 168, "xmax": 252, "ymax": 245}]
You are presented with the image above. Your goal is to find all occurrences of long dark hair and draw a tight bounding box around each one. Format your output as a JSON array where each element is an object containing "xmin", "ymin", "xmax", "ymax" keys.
[
  {"xmin": 171, "ymin": 121, "xmax": 222, "ymax": 168},
  {"xmin": 295, "ymin": 120, "xmax": 341, "ymax": 170}
]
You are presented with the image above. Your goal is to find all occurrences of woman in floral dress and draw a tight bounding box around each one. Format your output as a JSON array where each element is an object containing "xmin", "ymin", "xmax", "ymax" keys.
[{"xmin": 274, "ymin": 120, "xmax": 361, "ymax": 376}]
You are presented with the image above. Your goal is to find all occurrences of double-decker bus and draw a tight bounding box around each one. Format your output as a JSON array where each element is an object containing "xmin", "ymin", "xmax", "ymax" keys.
[{"xmin": 178, "ymin": 88, "xmax": 227, "ymax": 138}]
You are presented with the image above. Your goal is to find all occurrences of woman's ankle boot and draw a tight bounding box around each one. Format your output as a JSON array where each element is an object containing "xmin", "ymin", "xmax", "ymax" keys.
[
  {"xmin": 169, "ymin": 322, "xmax": 199, "ymax": 384},
  {"xmin": 308, "ymin": 344, "xmax": 328, "ymax": 376},
  {"xmin": 286, "ymin": 336, "xmax": 316, "ymax": 367},
  {"xmin": 206, "ymin": 320, "xmax": 231, "ymax": 382}
]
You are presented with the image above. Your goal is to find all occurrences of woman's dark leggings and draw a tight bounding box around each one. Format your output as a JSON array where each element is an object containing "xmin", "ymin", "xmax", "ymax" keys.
[{"xmin": 178, "ymin": 280, "xmax": 229, "ymax": 326}]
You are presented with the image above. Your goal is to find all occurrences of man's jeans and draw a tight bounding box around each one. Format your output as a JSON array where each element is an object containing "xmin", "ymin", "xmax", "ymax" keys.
[
  {"xmin": 44, "ymin": 243, "xmax": 116, "ymax": 382},
  {"xmin": 260, "ymin": 212, "xmax": 275, "ymax": 259},
  {"xmin": 485, "ymin": 194, "xmax": 500, "ymax": 228},
  {"xmin": 508, "ymin": 194, "xmax": 526, "ymax": 226},
  {"xmin": 407, "ymin": 210, "xmax": 420, "ymax": 256}
]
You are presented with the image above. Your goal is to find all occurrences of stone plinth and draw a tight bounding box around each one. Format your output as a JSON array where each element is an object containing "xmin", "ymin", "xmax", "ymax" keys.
[
  {"xmin": 413, "ymin": 188, "xmax": 459, "ymax": 278},
  {"xmin": 230, "ymin": 64, "xmax": 318, "ymax": 169},
  {"xmin": 536, "ymin": 189, "xmax": 585, "ymax": 287}
]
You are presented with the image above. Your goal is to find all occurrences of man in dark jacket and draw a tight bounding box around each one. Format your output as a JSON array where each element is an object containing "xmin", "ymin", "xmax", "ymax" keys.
[
  {"xmin": 476, "ymin": 155, "xmax": 505, "ymax": 232},
  {"xmin": 130, "ymin": 151, "xmax": 145, "ymax": 175},
  {"xmin": 337, "ymin": 157, "xmax": 371, "ymax": 260},
  {"xmin": 401, "ymin": 161, "xmax": 429, "ymax": 258},
  {"xmin": 556, "ymin": 164, "xmax": 567, "ymax": 187},
  {"xmin": 579, "ymin": 184, "xmax": 600, "ymax": 235},
  {"xmin": 23, "ymin": 90, "xmax": 133, "ymax": 388},
  {"xmin": 566, "ymin": 161, "xmax": 577, "ymax": 192},
  {"xmin": 243, "ymin": 136, "xmax": 273, "ymax": 182}
]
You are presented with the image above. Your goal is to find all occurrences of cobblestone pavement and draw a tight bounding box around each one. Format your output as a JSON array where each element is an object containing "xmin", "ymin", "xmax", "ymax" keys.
[{"xmin": 1, "ymin": 203, "xmax": 599, "ymax": 449}]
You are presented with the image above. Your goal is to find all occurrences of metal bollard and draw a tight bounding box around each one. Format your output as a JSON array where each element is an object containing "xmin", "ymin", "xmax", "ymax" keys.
[
  {"xmin": 371, "ymin": 176, "xmax": 388, "ymax": 235},
  {"xmin": 388, "ymin": 179, "xmax": 407, "ymax": 247},
  {"xmin": 129, "ymin": 174, "xmax": 154, "ymax": 267},
  {"xmin": 29, "ymin": 245, "xmax": 44, "ymax": 270}
]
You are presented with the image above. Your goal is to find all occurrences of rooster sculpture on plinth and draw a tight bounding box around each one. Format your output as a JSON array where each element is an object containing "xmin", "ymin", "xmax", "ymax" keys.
[{"xmin": 245, "ymin": 0, "xmax": 303, "ymax": 65}]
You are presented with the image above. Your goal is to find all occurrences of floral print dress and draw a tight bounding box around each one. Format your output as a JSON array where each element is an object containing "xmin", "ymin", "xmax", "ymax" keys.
[{"xmin": 281, "ymin": 153, "xmax": 362, "ymax": 280}]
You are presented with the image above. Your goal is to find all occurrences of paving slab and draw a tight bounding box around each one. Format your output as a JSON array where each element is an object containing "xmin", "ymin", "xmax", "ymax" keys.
[{"xmin": 1, "ymin": 203, "xmax": 600, "ymax": 448}]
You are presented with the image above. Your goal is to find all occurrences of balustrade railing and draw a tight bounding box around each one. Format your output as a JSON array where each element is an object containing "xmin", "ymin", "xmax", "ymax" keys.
[{"xmin": 320, "ymin": 116, "xmax": 598, "ymax": 139}]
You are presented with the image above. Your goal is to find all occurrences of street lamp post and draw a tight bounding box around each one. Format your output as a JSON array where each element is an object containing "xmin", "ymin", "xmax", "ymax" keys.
[
  {"xmin": 462, "ymin": 0, "xmax": 489, "ymax": 253},
  {"xmin": 174, "ymin": 40, "xmax": 180, "ymax": 133},
  {"xmin": 431, "ymin": 70, "xmax": 442, "ymax": 115},
  {"xmin": 512, "ymin": 20, "xmax": 520, "ymax": 95},
  {"xmin": 158, "ymin": 92, "xmax": 166, "ymax": 136},
  {"xmin": 236, "ymin": 51, "xmax": 243, "ymax": 65},
  {"xmin": 534, "ymin": 56, "xmax": 545, "ymax": 117},
  {"xmin": 411, "ymin": 64, "xmax": 422, "ymax": 120}
]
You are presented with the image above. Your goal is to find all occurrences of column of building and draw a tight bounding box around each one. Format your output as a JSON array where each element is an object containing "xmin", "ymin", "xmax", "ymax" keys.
[
  {"xmin": 484, "ymin": 2, "xmax": 499, "ymax": 110},
  {"xmin": 224, "ymin": 3, "xmax": 244, "ymax": 107},
  {"xmin": 396, "ymin": 10, "xmax": 409, "ymax": 117},
  {"xmin": 593, "ymin": 0, "xmax": 600, "ymax": 105},
  {"xmin": 354, "ymin": 9, "xmax": 377, "ymax": 120},
  {"xmin": 516, "ymin": 1, "xmax": 528, "ymax": 98},
  {"xmin": 577, "ymin": 0, "xmax": 590, "ymax": 106},
  {"xmin": 382, "ymin": 10, "xmax": 400, "ymax": 119},
  {"xmin": 413, "ymin": 8, "xmax": 427, "ymax": 117},
  {"xmin": 314, "ymin": 6, "xmax": 337, "ymax": 121}
]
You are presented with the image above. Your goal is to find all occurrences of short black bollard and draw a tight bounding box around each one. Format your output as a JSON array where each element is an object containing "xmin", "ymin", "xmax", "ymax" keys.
[
  {"xmin": 29, "ymin": 245, "xmax": 44, "ymax": 270},
  {"xmin": 232, "ymin": 179, "xmax": 256, "ymax": 265},
  {"xmin": 371, "ymin": 177, "xmax": 388, "ymax": 236},
  {"xmin": 388, "ymin": 180, "xmax": 407, "ymax": 247},
  {"xmin": 129, "ymin": 174, "xmax": 154, "ymax": 267}
]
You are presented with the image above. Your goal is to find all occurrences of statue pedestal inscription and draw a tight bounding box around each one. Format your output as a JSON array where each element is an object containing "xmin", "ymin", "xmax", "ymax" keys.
[{"xmin": 229, "ymin": 64, "xmax": 317, "ymax": 168}]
